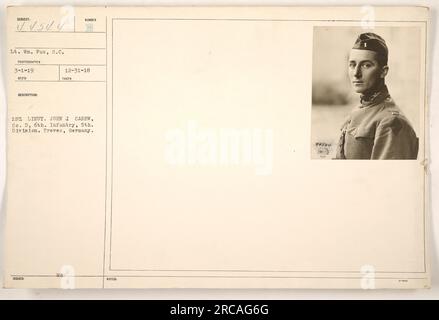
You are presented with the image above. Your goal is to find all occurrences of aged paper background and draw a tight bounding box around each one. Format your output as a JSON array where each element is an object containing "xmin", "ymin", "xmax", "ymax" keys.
[{"xmin": 0, "ymin": 4, "xmax": 435, "ymax": 292}]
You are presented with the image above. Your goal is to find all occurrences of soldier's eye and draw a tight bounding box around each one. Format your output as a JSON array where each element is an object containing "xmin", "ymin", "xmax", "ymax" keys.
[
  {"xmin": 362, "ymin": 63, "xmax": 373, "ymax": 68},
  {"xmin": 349, "ymin": 62, "xmax": 356, "ymax": 68}
]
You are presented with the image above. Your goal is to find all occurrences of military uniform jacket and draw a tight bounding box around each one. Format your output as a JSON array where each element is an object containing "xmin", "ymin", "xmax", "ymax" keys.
[{"xmin": 335, "ymin": 87, "xmax": 418, "ymax": 160}]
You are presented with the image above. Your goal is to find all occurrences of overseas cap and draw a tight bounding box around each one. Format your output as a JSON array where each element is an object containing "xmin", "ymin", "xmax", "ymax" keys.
[{"xmin": 352, "ymin": 32, "xmax": 388, "ymax": 65}]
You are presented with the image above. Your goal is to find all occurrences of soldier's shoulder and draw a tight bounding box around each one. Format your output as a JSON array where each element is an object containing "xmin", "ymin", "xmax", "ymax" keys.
[
  {"xmin": 376, "ymin": 97, "xmax": 408, "ymax": 122},
  {"xmin": 375, "ymin": 98, "xmax": 415, "ymax": 133}
]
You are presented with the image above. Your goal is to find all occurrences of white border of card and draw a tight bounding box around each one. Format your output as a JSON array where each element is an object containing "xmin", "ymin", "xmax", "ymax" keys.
[{"xmin": 4, "ymin": 6, "xmax": 430, "ymax": 288}]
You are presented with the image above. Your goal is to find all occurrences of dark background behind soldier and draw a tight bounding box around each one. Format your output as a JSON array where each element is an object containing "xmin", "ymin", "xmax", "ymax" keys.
[{"xmin": 311, "ymin": 26, "xmax": 421, "ymax": 159}]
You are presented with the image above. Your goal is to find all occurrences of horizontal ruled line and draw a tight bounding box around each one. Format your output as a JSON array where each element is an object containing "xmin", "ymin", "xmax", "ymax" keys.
[
  {"xmin": 10, "ymin": 274, "xmax": 429, "ymax": 280},
  {"xmin": 15, "ymin": 47, "xmax": 106, "ymax": 50},
  {"xmin": 108, "ymin": 268, "xmax": 429, "ymax": 273},
  {"xmin": 15, "ymin": 63, "xmax": 106, "ymax": 66},
  {"xmin": 15, "ymin": 80, "xmax": 106, "ymax": 83},
  {"xmin": 112, "ymin": 18, "xmax": 428, "ymax": 23},
  {"xmin": 15, "ymin": 31, "xmax": 105, "ymax": 34}
]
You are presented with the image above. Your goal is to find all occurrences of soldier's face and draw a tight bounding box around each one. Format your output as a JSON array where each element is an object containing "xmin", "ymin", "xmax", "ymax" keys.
[{"xmin": 348, "ymin": 49, "xmax": 386, "ymax": 94}]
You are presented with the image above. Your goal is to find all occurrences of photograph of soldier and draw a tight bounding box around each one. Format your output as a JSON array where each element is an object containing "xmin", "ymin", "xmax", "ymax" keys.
[
  {"xmin": 311, "ymin": 27, "xmax": 422, "ymax": 160},
  {"xmin": 335, "ymin": 32, "xmax": 418, "ymax": 159}
]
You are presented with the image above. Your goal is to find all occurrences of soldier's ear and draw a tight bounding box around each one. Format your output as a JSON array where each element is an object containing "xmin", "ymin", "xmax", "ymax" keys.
[{"xmin": 380, "ymin": 65, "xmax": 389, "ymax": 78}]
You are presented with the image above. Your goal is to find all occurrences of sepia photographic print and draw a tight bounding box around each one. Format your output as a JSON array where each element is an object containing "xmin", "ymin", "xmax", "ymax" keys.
[{"xmin": 311, "ymin": 26, "xmax": 422, "ymax": 160}]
